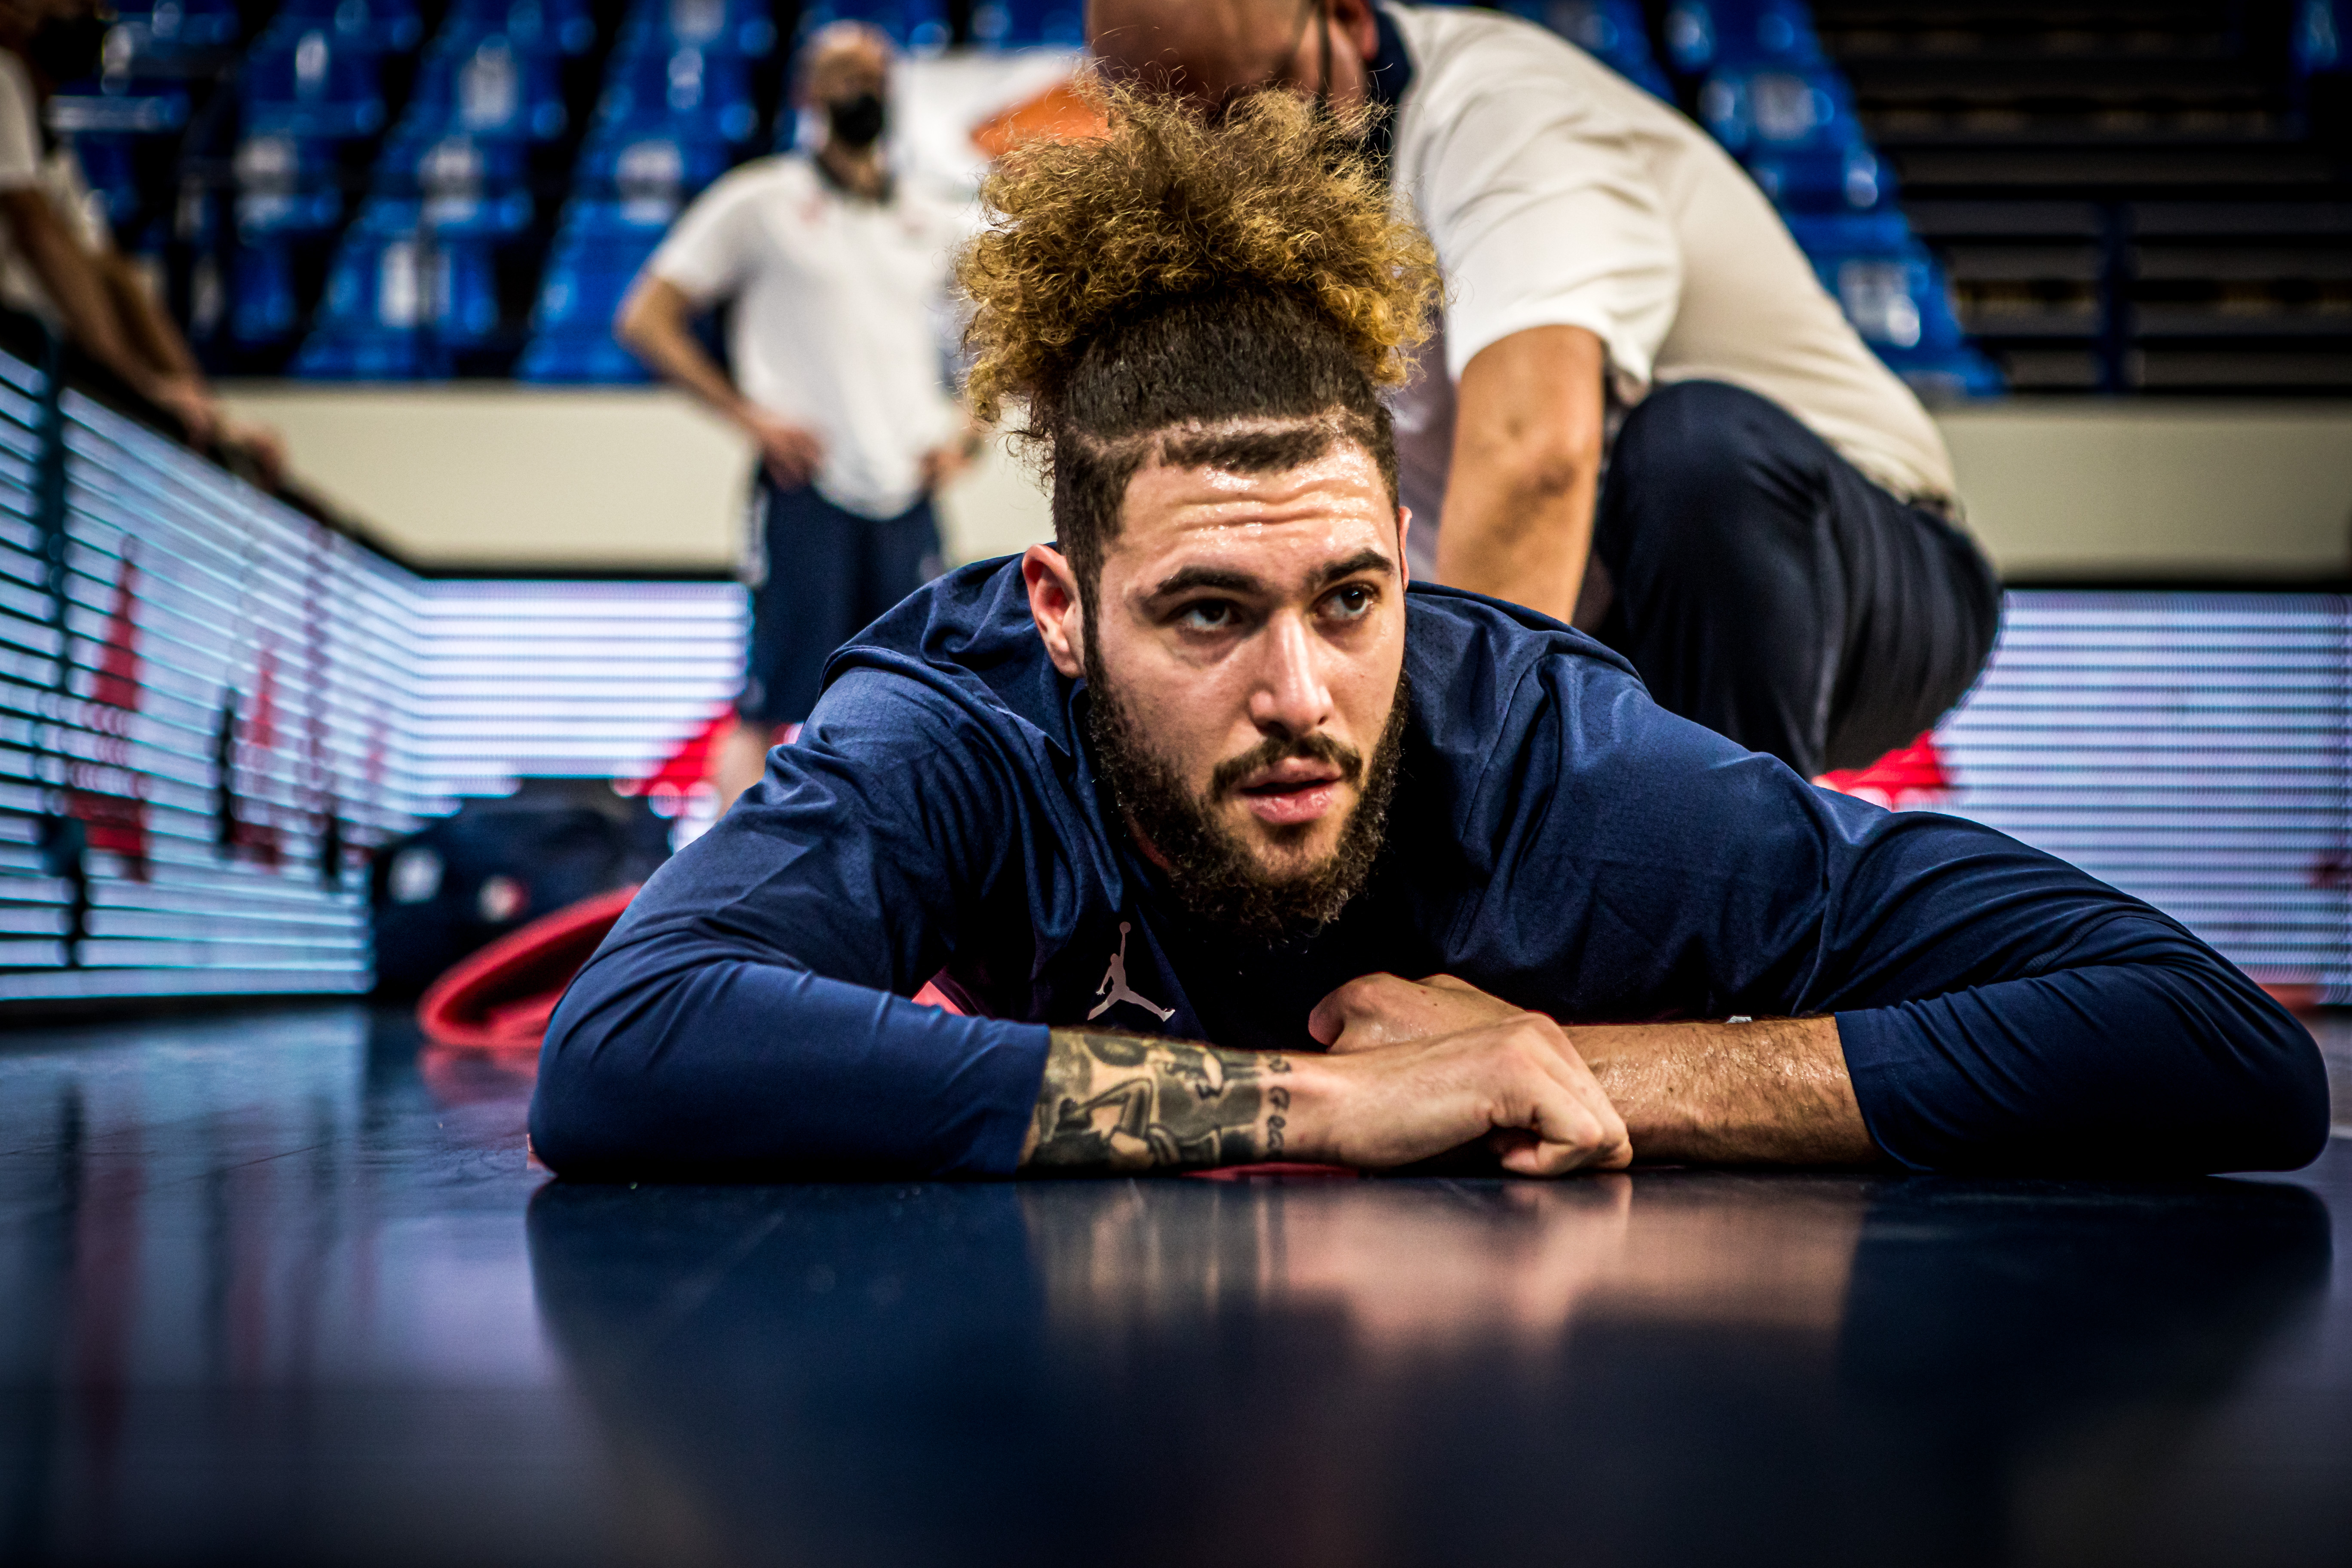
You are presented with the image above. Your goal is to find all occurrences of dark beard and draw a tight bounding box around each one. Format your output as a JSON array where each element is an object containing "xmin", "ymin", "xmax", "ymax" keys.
[{"xmin": 1085, "ymin": 645, "xmax": 1408, "ymax": 946}]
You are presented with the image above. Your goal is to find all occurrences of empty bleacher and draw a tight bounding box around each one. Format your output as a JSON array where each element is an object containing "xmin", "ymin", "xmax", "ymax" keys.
[
  {"xmin": 45, "ymin": 0, "xmax": 2345, "ymax": 395},
  {"xmin": 1813, "ymin": 0, "xmax": 2352, "ymax": 391}
]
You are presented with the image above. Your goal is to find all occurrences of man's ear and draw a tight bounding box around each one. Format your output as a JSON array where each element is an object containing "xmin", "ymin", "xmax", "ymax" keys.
[
  {"xmin": 1023, "ymin": 543, "xmax": 1087, "ymax": 679},
  {"xmin": 1396, "ymin": 505, "xmax": 1412, "ymax": 587}
]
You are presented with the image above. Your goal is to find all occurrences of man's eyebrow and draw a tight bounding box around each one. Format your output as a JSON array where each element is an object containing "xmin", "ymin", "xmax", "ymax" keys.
[
  {"xmin": 1148, "ymin": 551, "xmax": 1396, "ymax": 603},
  {"xmin": 1147, "ymin": 564, "xmax": 1265, "ymax": 600},
  {"xmin": 1314, "ymin": 549, "xmax": 1396, "ymax": 588}
]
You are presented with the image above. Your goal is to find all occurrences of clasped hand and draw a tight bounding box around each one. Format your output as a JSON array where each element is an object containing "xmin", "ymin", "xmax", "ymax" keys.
[{"xmin": 1295, "ymin": 973, "xmax": 1632, "ymax": 1176}]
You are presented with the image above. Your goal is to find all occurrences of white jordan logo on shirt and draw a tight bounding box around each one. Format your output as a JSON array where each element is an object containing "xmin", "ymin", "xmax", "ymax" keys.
[{"xmin": 1088, "ymin": 921, "xmax": 1174, "ymax": 1023}]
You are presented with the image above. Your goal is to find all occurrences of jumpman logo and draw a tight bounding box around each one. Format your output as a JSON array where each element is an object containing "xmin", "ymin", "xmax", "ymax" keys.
[{"xmin": 1088, "ymin": 921, "xmax": 1174, "ymax": 1023}]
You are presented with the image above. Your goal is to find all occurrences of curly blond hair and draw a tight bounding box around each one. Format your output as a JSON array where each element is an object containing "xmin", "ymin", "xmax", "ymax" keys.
[
  {"xmin": 962, "ymin": 79, "xmax": 1436, "ymax": 419},
  {"xmin": 953, "ymin": 80, "xmax": 1439, "ymax": 587}
]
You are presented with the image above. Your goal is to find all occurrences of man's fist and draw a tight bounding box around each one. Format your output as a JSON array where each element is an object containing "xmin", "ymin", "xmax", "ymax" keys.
[
  {"xmin": 1290, "ymin": 974, "xmax": 1632, "ymax": 1177},
  {"xmin": 1309, "ymin": 971, "xmax": 1524, "ymax": 1052}
]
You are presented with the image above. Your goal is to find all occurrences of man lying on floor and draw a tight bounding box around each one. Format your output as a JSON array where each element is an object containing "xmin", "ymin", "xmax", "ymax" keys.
[{"xmin": 531, "ymin": 89, "xmax": 2326, "ymax": 1180}]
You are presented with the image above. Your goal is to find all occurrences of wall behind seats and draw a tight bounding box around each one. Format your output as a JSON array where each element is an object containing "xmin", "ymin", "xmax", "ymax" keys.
[
  {"xmin": 219, "ymin": 387, "xmax": 1057, "ymax": 576},
  {"xmin": 221, "ymin": 386, "xmax": 2352, "ymax": 582}
]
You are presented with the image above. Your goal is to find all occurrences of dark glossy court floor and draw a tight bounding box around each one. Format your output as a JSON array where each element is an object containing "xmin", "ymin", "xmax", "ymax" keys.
[{"xmin": 5, "ymin": 1007, "xmax": 2352, "ymax": 1568}]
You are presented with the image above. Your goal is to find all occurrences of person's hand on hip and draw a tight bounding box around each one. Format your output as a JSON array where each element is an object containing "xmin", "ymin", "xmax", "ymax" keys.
[{"xmin": 742, "ymin": 407, "xmax": 826, "ymax": 487}]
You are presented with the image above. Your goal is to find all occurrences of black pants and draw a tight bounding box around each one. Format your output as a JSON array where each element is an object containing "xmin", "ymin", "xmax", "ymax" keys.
[
  {"xmin": 1590, "ymin": 380, "xmax": 2001, "ymax": 778},
  {"xmin": 738, "ymin": 478, "xmax": 943, "ymax": 726}
]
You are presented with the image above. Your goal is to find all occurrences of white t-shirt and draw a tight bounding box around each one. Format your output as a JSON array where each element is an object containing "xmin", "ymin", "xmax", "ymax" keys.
[
  {"xmin": 649, "ymin": 153, "xmax": 968, "ymax": 520},
  {"xmin": 1381, "ymin": 3, "xmax": 1957, "ymax": 569},
  {"xmin": 0, "ymin": 52, "xmax": 111, "ymax": 324}
]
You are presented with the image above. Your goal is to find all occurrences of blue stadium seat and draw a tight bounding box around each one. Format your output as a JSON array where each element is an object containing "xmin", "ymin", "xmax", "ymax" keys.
[
  {"xmin": 403, "ymin": 29, "xmax": 570, "ymax": 140},
  {"xmin": 295, "ymin": 203, "xmax": 443, "ymax": 377},
  {"xmin": 1782, "ymin": 208, "xmax": 1915, "ymax": 258},
  {"xmin": 273, "ymin": 0, "xmax": 424, "ymax": 54},
  {"xmin": 793, "ymin": 0, "xmax": 949, "ymax": 53},
  {"xmin": 1804, "ymin": 239, "xmax": 2003, "ymax": 398},
  {"xmin": 443, "ymin": 0, "xmax": 599, "ymax": 55},
  {"xmin": 47, "ymin": 26, "xmax": 192, "ymax": 135},
  {"xmin": 1662, "ymin": 0, "xmax": 1822, "ymax": 76},
  {"xmin": 1698, "ymin": 62, "xmax": 1861, "ymax": 157},
  {"xmin": 966, "ymin": 0, "xmax": 1084, "ymax": 50},
  {"xmin": 46, "ymin": 80, "xmax": 190, "ymax": 135},
  {"xmin": 617, "ymin": 0, "xmax": 778, "ymax": 60},
  {"xmin": 230, "ymin": 238, "xmax": 303, "ymax": 345},
  {"xmin": 436, "ymin": 236, "xmax": 504, "ymax": 347},
  {"xmin": 225, "ymin": 126, "xmax": 344, "ymax": 351},
  {"xmin": 572, "ymin": 124, "xmax": 732, "ymax": 211},
  {"xmin": 2295, "ymin": 0, "xmax": 2345, "ymax": 74},
  {"xmin": 1504, "ymin": 2, "xmax": 1674, "ymax": 98},
  {"xmin": 597, "ymin": 43, "xmax": 758, "ymax": 145},
  {"xmin": 241, "ymin": 23, "xmax": 387, "ymax": 139},
  {"xmin": 375, "ymin": 128, "xmax": 535, "ymax": 235},
  {"xmin": 294, "ymin": 198, "xmax": 511, "ymax": 376},
  {"xmin": 233, "ymin": 132, "xmax": 345, "ymax": 238},
  {"xmin": 109, "ymin": 0, "xmax": 243, "ymax": 61},
  {"xmin": 1747, "ymin": 142, "xmax": 1892, "ymax": 213},
  {"xmin": 517, "ymin": 202, "xmax": 667, "ymax": 382}
]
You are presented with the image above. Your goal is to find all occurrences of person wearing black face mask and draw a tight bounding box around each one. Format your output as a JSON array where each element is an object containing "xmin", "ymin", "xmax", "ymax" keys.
[
  {"xmin": 0, "ymin": 0, "xmax": 282, "ymax": 477},
  {"xmin": 617, "ymin": 20, "xmax": 983, "ymax": 812},
  {"xmin": 826, "ymin": 89, "xmax": 887, "ymax": 154}
]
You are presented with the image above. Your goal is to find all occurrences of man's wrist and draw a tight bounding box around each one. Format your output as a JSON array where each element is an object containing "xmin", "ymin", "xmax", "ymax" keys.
[
  {"xmin": 1026, "ymin": 1031, "xmax": 1309, "ymax": 1170},
  {"xmin": 1268, "ymin": 1050, "xmax": 1343, "ymax": 1164}
]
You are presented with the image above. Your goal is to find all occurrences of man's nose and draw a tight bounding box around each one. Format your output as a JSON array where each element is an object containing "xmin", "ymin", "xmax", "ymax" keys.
[{"xmin": 1248, "ymin": 612, "xmax": 1334, "ymax": 738}]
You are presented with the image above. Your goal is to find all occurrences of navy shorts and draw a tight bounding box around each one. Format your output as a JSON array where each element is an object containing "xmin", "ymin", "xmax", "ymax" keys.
[
  {"xmin": 737, "ymin": 478, "xmax": 944, "ymax": 726},
  {"xmin": 1589, "ymin": 380, "xmax": 2000, "ymax": 778}
]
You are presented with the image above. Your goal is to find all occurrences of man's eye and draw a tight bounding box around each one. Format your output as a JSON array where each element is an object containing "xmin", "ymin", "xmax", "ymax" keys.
[
  {"xmin": 1324, "ymin": 585, "xmax": 1375, "ymax": 620},
  {"xmin": 1178, "ymin": 601, "xmax": 1236, "ymax": 631}
]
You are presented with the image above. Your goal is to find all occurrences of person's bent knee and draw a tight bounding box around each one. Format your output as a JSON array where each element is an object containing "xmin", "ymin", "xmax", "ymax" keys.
[{"xmin": 1605, "ymin": 382, "xmax": 1795, "ymax": 539}]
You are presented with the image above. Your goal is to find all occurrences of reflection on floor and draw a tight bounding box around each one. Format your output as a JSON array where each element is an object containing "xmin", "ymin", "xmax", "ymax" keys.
[
  {"xmin": 2308, "ymin": 1011, "xmax": 2352, "ymax": 1137},
  {"xmin": 3, "ymin": 1005, "xmax": 2350, "ymax": 1567}
]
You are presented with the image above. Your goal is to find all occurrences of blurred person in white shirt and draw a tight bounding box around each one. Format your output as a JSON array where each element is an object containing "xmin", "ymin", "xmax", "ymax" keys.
[
  {"xmin": 0, "ymin": 0, "xmax": 279, "ymax": 476},
  {"xmin": 1089, "ymin": 0, "xmax": 1999, "ymax": 780},
  {"xmin": 618, "ymin": 21, "xmax": 982, "ymax": 810}
]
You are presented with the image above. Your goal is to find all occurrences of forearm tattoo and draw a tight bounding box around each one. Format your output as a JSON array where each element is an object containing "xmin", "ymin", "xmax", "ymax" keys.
[{"xmin": 1026, "ymin": 1029, "xmax": 1294, "ymax": 1171}]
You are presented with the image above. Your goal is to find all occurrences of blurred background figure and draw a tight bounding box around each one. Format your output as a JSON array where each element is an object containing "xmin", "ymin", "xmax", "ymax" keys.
[
  {"xmin": 1090, "ymin": 0, "xmax": 1996, "ymax": 780},
  {"xmin": 0, "ymin": 0, "xmax": 279, "ymax": 474},
  {"xmin": 616, "ymin": 18, "xmax": 979, "ymax": 811}
]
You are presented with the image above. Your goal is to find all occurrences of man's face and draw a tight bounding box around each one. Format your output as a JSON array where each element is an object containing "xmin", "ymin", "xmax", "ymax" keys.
[
  {"xmin": 799, "ymin": 31, "xmax": 889, "ymax": 112},
  {"xmin": 1027, "ymin": 438, "xmax": 1411, "ymax": 940},
  {"xmin": 1087, "ymin": 0, "xmax": 1375, "ymax": 115}
]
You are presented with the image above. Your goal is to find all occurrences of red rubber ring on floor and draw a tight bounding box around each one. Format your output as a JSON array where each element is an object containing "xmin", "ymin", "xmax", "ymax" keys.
[{"xmin": 416, "ymin": 884, "xmax": 640, "ymax": 1051}]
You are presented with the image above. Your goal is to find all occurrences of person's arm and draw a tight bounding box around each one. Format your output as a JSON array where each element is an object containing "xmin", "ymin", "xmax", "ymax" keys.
[
  {"xmin": 1022, "ymin": 1014, "xmax": 1629, "ymax": 1176},
  {"xmin": 1574, "ymin": 1017, "xmax": 1868, "ymax": 1161},
  {"xmin": 93, "ymin": 248, "xmax": 285, "ymax": 478},
  {"xmin": 1428, "ymin": 643, "xmax": 2330, "ymax": 1175},
  {"xmin": 1403, "ymin": 83, "xmax": 1678, "ymax": 620},
  {"xmin": 95, "ymin": 247, "xmax": 199, "ymax": 380},
  {"xmin": 1, "ymin": 190, "xmax": 154, "ymax": 390},
  {"xmin": 1434, "ymin": 325, "xmax": 1608, "ymax": 626},
  {"xmin": 530, "ymin": 665, "xmax": 1045, "ymax": 1177},
  {"xmin": 0, "ymin": 191, "xmax": 230, "ymax": 444},
  {"xmin": 614, "ymin": 271, "xmax": 824, "ymax": 486},
  {"xmin": 1309, "ymin": 974, "xmax": 1871, "ymax": 1163}
]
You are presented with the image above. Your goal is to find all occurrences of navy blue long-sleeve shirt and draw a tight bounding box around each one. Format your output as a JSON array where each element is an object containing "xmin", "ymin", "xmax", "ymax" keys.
[{"xmin": 531, "ymin": 560, "xmax": 2329, "ymax": 1178}]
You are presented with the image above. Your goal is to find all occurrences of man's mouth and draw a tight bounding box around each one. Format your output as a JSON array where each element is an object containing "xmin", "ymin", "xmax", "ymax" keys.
[{"xmin": 1232, "ymin": 760, "xmax": 1347, "ymax": 827}]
